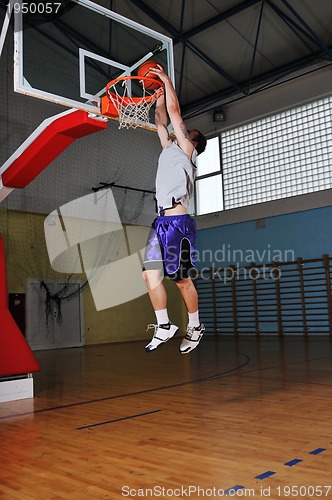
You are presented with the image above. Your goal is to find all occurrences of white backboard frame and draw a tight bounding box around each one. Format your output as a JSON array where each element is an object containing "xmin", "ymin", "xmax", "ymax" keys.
[{"xmin": 13, "ymin": 0, "xmax": 175, "ymax": 125}]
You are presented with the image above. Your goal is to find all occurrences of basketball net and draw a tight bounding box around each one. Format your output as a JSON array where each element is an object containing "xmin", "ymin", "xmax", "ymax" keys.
[{"xmin": 106, "ymin": 76, "xmax": 164, "ymax": 129}]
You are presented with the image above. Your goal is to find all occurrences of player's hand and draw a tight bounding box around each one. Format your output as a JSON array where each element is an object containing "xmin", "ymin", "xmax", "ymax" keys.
[{"xmin": 149, "ymin": 64, "xmax": 170, "ymax": 84}]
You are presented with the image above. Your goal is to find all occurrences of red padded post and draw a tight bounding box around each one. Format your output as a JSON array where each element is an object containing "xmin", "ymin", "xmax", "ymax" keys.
[
  {"xmin": 0, "ymin": 235, "xmax": 40, "ymax": 376},
  {"xmin": 0, "ymin": 234, "xmax": 8, "ymax": 310},
  {"xmin": 2, "ymin": 110, "xmax": 107, "ymax": 189}
]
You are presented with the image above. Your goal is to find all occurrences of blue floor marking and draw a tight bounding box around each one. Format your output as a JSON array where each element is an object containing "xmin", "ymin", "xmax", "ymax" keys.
[
  {"xmin": 76, "ymin": 409, "xmax": 162, "ymax": 430},
  {"xmin": 309, "ymin": 447, "xmax": 326, "ymax": 455},
  {"xmin": 224, "ymin": 485, "xmax": 245, "ymax": 495},
  {"xmin": 284, "ymin": 458, "xmax": 302, "ymax": 467},
  {"xmin": 224, "ymin": 444, "xmax": 330, "ymax": 493},
  {"xmin": 255, "ymin": 471, "xmax": 276, "ymax": 480}
]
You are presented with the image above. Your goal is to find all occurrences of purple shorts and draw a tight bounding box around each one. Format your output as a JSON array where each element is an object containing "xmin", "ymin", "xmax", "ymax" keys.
[{"xmin": 143, "ymin": 214, "xmax": 196, "ymax": 279}]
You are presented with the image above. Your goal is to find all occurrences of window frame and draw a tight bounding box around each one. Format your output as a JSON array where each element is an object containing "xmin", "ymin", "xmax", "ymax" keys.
[
  {"xmin": 195, "ymin": 95, "xmax": 332, "ymax": 219},
  {"xmin": 194, "ymin": 134, "xmax": 224, "ymax": 216}
]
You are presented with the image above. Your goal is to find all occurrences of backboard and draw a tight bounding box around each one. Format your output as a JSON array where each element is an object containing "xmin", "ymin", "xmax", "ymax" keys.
[{"xmin": 13, "ymin": 0, "xmax": 174, "ymax": 128}]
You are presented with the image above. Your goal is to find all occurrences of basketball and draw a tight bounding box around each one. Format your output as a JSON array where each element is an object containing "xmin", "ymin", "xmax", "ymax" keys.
[{"xmin": 137, "ymin": 60, "xmax": 162, "ymax": 90}]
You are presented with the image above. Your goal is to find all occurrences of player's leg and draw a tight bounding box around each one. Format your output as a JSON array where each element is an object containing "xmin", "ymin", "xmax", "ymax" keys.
[
  {"xmin": 174, "ymin": 276, "xmax": 205, "ymax": 354},
  {"xmin": 142, "ymin": 269, "xmax": 179, "ymax": 352},
  {"xmin": 142, "ymin": 268, "xmax": 166, "ymax": 311},
  {"xmin": 169, "ymin": 235, "xmax": 205, "ymax": 354},
  {"xmin": 142, "ymin": 223, "xmax": 167, "ymax": 311},
  {"xmin": 142, "ymin": 224, "xmax": 178, "ymax": 352},
  {"xmin": 174, "ymin": 276, "xmax": 198, "ymax": 313}
]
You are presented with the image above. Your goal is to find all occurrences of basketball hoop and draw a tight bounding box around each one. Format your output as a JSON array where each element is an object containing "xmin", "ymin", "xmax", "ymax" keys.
[{"xmin": 101, "ymin": 76, "xmax": 164, "ymax": 129}]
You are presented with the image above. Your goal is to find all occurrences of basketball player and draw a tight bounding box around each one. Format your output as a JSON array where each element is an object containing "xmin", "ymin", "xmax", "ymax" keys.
[{"xmin": 142, "ymin": 64, "xmax": 206, "ymax": 354}]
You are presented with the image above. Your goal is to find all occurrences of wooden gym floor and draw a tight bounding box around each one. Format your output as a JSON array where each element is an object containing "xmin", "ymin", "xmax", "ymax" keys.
[{"xmin": 1, "ymin": 335, "xmax": 332, "ymax": 499}]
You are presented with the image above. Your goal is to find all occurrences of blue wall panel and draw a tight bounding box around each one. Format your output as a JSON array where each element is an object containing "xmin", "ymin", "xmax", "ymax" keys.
[{"xmin": 196, "ymin": 206, "xmax": 332, "ymax": 269}]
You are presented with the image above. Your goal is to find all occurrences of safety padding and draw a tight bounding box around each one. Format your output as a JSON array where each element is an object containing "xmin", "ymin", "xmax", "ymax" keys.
[
  {"xmin": 2, "ymin": 110, "xmax": 107, "ymax": 189},
  {"xmin": 0, "ymin": 235, "xmax": 40, "ymax": 377}
]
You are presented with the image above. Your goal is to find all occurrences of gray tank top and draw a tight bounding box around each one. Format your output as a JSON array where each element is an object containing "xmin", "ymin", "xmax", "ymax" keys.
[{"xmin": 155, "ymin": 141, "xmax": 197, "ymax": 211}]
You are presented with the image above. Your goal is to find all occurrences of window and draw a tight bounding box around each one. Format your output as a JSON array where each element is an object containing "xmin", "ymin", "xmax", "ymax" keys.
[
  {"xmin": 196, "ymin": 175, "xmax": 223, "ymax": 215},
  {"xmin": 195, "ymin": 136, "xmax": 223, "ymax": 215},
  {"xmin": 195, "ymin": 96, "xmax": 332, "ymax": 215}
]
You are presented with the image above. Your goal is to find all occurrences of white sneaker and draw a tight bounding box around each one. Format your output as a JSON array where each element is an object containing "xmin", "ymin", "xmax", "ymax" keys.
[
  {"xmin": 179, "ymin": 323, "xmax": 205, "ymax": 354},
  {"xmin": 145, "ymin": 322, "xmax": 179, "ymax": 352}
]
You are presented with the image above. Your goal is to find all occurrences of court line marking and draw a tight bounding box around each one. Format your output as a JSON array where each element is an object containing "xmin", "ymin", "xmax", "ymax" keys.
[
  {"xmin": 255, "ymin": 470, "xmax": 276, "ymax": 480},
  {"xmin": 2, "ymin": 343, "xmax": 331, "ymax": 493},
  {"xmin": 0, "ymin": 351, "xmax": 250, "ymax": 420},
  {"xmin": 239, "ymin": 373, "xmax": 332, "ymax": 387},
  {"xmin": 284, "ymin": 458, "xmax": 302, "ymax": 466},
  {"xmin": 2, "ymin": 350, "xmax": 330, "ymax": 420},
  {"xmin": 76, "ymin": 409, "xmax": 162, "ymax": 430},
  {"xmin": 224, "ymin": 485, "xmax": 245, "ymax": 494},
  {"xmin": 225, "ymin": 443, "xmax": 330, "ymax": 494},
  {"xmin": 233, "ymin": 354, "xmax": 332, "ymax": 377},
  {"xmin": 220, "ymin": 353, "xmax": 332, "ymax": 493},
  {"xmin": 309, "ymin": 447, "xmax": 326, "ymax": 455}
]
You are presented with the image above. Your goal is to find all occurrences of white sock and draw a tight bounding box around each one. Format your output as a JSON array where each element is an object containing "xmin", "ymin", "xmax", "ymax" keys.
[
  {"xmin": 188, "ymin": 310, "xmax": 200, "ymax": 328},
  {"xmin": 155, "ymin": 308, "xmax": 170, "ymax": 325}
]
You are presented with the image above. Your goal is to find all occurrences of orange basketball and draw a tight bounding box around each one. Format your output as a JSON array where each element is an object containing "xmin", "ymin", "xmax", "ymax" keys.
[{"xmin": 137, "ymin": 60, "xmax": 162, "ymax": 90}]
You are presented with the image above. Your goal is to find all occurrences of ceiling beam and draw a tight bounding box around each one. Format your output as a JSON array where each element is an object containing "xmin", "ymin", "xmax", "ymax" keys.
[
  {"xmin": 127, "ymin": 0, "xmax": 245, "ymax": 93},
  {"xmin": 126, "ymin": 0, "xmax": 179, "ymax": 38},
  {"xmin": 182, "ymin": 50, "xmax": 331, "ymax": 119},
  {"xmin": 246, "ymin": 0, "xmax": 265, "ymax": 95},
  {"xmin": 185, "ymin": 40, "xmax": 245, "ymax": 94},
  {"xmin": 266, "ymin": 0, "xmax": 332, "ymax": 61},
  {"xmin": 280, "ymin": 0, "xmax": 332, "ymax": 60},
  {"xmin": 179, "ymin": 0, "xmax": 262, "ymax": 42},
  {"xmin": 177, "ymin": 0, "xmax": 186, "ymax": 99}
]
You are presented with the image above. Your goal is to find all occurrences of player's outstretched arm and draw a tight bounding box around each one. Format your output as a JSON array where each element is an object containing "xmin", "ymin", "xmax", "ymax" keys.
[
  {"xmin": 150, "ymin": 65, "xmax": 194, "ymax": 158},
  {"xmin": 155, "ymin": 93, "xmax": 171, "ymax": 148}
]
